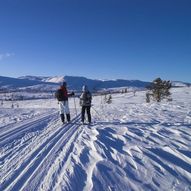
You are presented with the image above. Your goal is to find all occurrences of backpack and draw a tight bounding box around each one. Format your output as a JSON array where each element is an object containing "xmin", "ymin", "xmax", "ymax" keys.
[
  {"xmin": 80, "ymin": 91, "xmax": 92, "ymax": 106},
  {"xmin": 85, "ymin": 92, "xmax": 92, "ymax": 105},
  {"xmin": 55, "ymin": 89, "xmax": 64, "ymax": 101}
]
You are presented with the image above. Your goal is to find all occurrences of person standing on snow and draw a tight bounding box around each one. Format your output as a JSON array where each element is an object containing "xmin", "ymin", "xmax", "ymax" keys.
[
  {"xmin": 55, "ymin": 81, "xmax": 74, "ymax": 123},
  {"xmin": 79, "ymin": 85, "xmax": 92, "ymax": 124}
]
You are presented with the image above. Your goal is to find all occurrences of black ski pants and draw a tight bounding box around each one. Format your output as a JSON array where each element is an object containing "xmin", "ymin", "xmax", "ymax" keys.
[{"xmin": 81, "ymin": 106, "xmax": 91, "ymax": 123}]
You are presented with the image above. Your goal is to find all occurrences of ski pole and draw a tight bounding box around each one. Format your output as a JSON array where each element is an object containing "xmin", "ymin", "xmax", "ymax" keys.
[
  {"xmin": 91, "ymin": 106, "xmax": 102, "ymax": 118},
  {"xmin": 73, "ymin": 96, "xmax": 78, "ymax": 117}
]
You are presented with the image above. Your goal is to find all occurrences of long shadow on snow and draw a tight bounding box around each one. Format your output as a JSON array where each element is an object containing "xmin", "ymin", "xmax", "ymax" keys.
[
  {"xmin": 63, "ymin": 148, "xmax": 90, "ymax": 191},
  {"xmin": 149, "ymin": 148, "xmax": 191, "ymax": 174},
  {"xmin": 92, "ymin": 162, "xmax": 129, "ymax": 191},
  {"xmin": 96, "ymin": 128, "xmax": 126, "ymax": 165},
  {"xmin": 144, "ymin": 150, "xmax": 191, "ymax": 185},
  {"xmin": 95, "ymin": 121, "xmax": 191, "ymax": 128}
]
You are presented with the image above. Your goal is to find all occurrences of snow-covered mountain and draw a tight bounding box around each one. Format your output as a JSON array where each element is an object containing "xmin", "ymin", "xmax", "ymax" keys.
[
  {"xmin": 0, "ymin": 76, "xmax": 58, "ymax": 92},
  {"xmin": 64, "ymin": 76, "xmax": 151, "ymax": 91},
  {"xmin": 1, "ymin": 75, "xmax": 190, "ymax": 92},
  {"xmin": 1, "ymin": 75, "xmax": 150, "ymax": 92},
  {"xmin": 172, "ymin": 81, "xmax": 191, "ymax": 87},
  {"xmin": 0, "ymin": 76, "xmax": 47, "ymax": 88},
  {"xmin": 19, "ymin": 75, "xmax": 65, "ymax": 83}
]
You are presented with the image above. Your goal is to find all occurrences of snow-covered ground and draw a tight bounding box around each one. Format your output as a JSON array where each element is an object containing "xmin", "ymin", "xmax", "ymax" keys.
[{"xmin": 0, "ymin": 87, "xmax": 190, "ymax": 191}]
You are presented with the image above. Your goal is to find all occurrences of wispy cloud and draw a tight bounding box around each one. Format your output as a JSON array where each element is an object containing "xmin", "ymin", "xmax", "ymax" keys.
[{"xmin": 0, "ymin": 53, "xmax": 15, "ymax": 61}]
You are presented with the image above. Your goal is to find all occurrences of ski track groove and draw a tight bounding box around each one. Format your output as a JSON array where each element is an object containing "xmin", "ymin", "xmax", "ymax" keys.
[
  {"xmin": 0, "ymin": 110, "xmax": 56, "ymax": 135},
  {"xmin": 0, "ymin": 116, "xmax": 60, "ymax": 176},
  {"xmin": 0, "ymin": 111, "xmax": 58, "ymax": 146},
  {"xmin": 34, "ymin": 123, "xmax": 84, "ymax": 191},
  {"xmin": 0, "ymin": 114, "xmax": 81, "ymax": 191},
  {"xmin": 21, "ymin": 118, "xmax": 83, "ymax": 191}
]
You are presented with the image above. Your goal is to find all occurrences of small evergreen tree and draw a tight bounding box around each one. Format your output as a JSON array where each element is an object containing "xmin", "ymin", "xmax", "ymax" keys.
[{"xmin": 147, "ymin": 78, "xmax": 172, "ymax": 102}]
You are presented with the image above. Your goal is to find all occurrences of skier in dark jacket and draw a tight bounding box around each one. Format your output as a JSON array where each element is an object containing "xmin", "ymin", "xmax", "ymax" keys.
[
  {"xmin": 79, "ymin": 85, "xmax": 92, "ymax": 124},
  {"xmin": 55, "ymin": 81, "xmax": 74, "ymax": 123}
]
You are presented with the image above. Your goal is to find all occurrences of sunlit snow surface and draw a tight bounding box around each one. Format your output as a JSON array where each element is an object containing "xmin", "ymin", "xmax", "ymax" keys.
[{"xmin": 0, "ymin": 88, "xmax": 191, "ymax": 191}]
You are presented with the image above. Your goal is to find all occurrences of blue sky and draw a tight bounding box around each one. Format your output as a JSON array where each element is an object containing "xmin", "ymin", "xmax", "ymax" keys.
[{"xmin": 0, "ymin": 0, "xmax": 191, "ymax": 82}]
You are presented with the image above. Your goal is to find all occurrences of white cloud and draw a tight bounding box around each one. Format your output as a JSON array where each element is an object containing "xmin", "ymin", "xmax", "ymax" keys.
[{"xmin": 0, "ymin": 53, "xmax": 15, "ymax": 61}]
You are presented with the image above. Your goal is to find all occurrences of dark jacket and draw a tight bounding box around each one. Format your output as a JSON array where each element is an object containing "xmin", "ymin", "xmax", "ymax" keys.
[{"xmin": 56, "ymin": 86, "xmax": 74, "ymax": 101}]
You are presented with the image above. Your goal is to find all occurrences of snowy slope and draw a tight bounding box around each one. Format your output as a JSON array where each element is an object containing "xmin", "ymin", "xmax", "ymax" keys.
[
  {"xmin": 19, "ymin": 76, "xmax": 65, "ymax": 84},
  {"xmin": 172, "ymin": 81, "xmax": 191, "ymax": 87},
  {"xmin": 0, "ymin": 76, "xmax": 58, "ymax": 90},
  {"xmin": 0, "ymin": 76, "xmax": 44, "ymax": 89},
  {"xmin": 0, "ymin": 87, "xmax": 191, "ymax": 191}
]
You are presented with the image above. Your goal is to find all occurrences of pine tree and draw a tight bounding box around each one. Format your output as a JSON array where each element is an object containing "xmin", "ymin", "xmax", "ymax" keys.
[{"xmin": 147, "ymin": 78, "xmax": 172, "ymax": 102}]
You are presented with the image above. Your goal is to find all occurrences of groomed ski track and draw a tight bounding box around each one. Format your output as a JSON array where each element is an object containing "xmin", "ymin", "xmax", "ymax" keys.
[{"xmin": 0, "ymin": 112, "xmax": 92, "ymax": 191}]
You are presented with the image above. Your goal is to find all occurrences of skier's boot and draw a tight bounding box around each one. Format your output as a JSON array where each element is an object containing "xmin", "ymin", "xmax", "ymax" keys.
[
  {"xmin": 60, "ymin": 114, "xmax": 65, "ymax": 124},
  {"xmin": 66, "ymin": 114, "xmax": 71, "ymax": 122}
]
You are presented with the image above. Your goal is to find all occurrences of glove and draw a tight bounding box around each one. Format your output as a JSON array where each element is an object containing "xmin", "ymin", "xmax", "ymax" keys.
[{"xmin": 71, "ymin": 92, "xmax": 75, "ymax": 96}]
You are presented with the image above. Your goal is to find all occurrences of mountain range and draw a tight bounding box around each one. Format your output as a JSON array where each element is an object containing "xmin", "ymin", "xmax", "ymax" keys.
[{"xmin": 0, "ymin": 75, "xmax": 190, "ymax": 92}]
